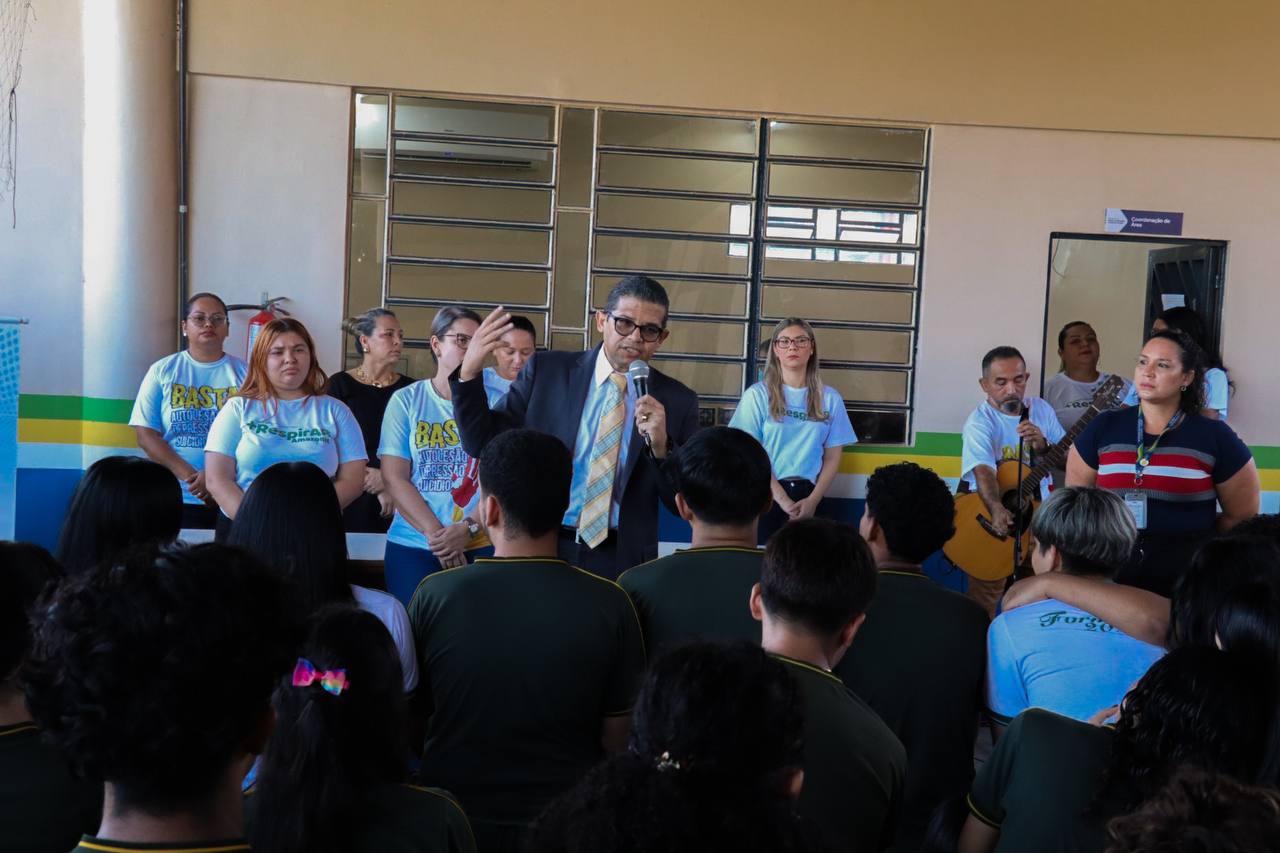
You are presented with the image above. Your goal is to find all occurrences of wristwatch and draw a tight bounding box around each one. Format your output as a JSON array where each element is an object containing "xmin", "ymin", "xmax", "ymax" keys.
[{"xmin": 464, "ymin": 517, "xmax": 480, "ymax": 537}]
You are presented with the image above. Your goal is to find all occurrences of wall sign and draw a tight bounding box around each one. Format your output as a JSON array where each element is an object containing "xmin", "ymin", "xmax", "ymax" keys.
[{"xmin": 1104, "ymin": 208, "xmax": 1184, "ymax": 236}]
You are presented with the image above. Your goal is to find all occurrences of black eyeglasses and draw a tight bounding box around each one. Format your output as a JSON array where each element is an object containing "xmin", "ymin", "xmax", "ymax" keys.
[
  {"xmin": 607, "ymin": 313, "xmax": 665, "ymax": 343},
  {"xmin": 186, "ymin": 313, "xmax": 228, "ymax": 327}
]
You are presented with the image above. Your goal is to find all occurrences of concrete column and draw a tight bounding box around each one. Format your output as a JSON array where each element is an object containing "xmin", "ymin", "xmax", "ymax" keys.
[{"xmin": 81, "ymin": 0, "xmax": 178, "ymax": 402}]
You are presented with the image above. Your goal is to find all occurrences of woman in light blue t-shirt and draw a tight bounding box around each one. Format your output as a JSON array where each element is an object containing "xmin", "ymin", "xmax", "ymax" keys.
[
  {"xmin": 729, "ymin": 317, "xmax": 857, "ymax": 543},
  {"xmin": 379, "ymin": 306, "xmax": 501, "ymax": 606},
  {"xmin": 129, "ymin": 291, "xmax": 247, "ymax": 529},
  {"xmin": 205, "ymin": 318, "xmax": 368, "ymax": 541}
]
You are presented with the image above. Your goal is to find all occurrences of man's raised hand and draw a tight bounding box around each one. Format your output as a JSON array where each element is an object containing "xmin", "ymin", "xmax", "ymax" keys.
[{"xmin": 458, "ymin": 306, "xmax": 514, "ymax": 381}]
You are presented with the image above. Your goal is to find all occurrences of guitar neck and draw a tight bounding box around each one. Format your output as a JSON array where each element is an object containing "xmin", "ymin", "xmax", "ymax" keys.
[{"xmin": 1016, "ymin": 404, "xmax": 1105, "ymax": 497}]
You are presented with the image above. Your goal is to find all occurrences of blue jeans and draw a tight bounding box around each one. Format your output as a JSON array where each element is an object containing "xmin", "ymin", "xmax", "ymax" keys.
[{"xmin": 383, "ymin": 539, "xmax": 494, "ymax": 607}]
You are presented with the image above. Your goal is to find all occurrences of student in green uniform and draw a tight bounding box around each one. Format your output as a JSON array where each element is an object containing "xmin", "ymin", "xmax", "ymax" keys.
[
  {"xmin": 22, "ymin": 542, "xmax": 295, "ymax": 853},
  {"xmin": 958, "ymin": 646, "xmax": 1277, "ymax": 853},
  {"xmin": 530, "ymin": 640, "xmax": 817, "ymax": 853},
  {"xmin": 248, "ymin": 605, "xmax": 475, "ymax": 853},
  {"xmin": 836, "ymin": 461, "xmax": 987, "ymax": 853},
  {"xmin": 751, "ymin": 517, "xmax": 907, "ymax": 852},
  {"xmin": 409, "ymin": 428, "xmax": 646, "ymax": 853},
  {"xmin": 0, "ymin": 542, "xmax": 101, "ymax": 852},
  {"xmin": 618, "ymin": 426, "xmax": 771, "ymax": 653}
]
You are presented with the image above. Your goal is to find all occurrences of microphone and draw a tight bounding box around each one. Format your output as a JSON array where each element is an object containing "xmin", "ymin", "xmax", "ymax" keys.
[
  {"xmin": 628, "ymin": 360, "xmax": 653, "ymax": 451},
  {"xmin": 1019, "ymin": 403, "xmax": 1030, "ymax": 423},
  {"xmin": 628, "ymin": 360, "xmax": 650, "ymax": 399}
]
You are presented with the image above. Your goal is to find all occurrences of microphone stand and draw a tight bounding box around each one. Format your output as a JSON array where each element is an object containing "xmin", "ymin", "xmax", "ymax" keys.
[
  {"xmin": 1013, "ymin": 434, "xmax": 1025, "ymax": 579},
  {"xmin": 1011, "ymin": 403, "xmax": 1033, "ymax": 580}
]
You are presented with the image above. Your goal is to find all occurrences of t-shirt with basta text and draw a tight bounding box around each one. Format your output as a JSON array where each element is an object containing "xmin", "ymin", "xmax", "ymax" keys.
[
  {"xmin": 129, "ymin": 350, "xmax": 248, "ymax": 504},
  {"xmin": 960, "ymin": 396, "xmax": 1065, "ymax": 498},
  {"xmin": 967, "ymin": 709, "xmax": 1114, "ymax": 853},
  {"xmin": 1073, "ymin": 406, "xmax": 1251, "ymax": 533},
  {"xmin": 835, "ymin": 570, "xmax": 988, "ymax": 853},
  {"xmin": 0, "ymin": 722, "xmax": 102, "ymax": 853},
  {"xmin": 204, "ymin": 394, "xmax": 367, "ymax": 499},
  {"xmin": 986, "ymin": 597, "xmax": 1164, "ymax": 725},
  {"xmin": 618, "ymin": 546, "xmax": 763, "ymax": 656},
  {"xmin": 379, "ymin": 379, "xmax": 504, "ymax": 552},
  {"xmin": 409, "ymin": 557, "xmax": 646, "ymax": 827},
  {"xmin": 729, "ymin": 382, "xmax": 857, "ymax": 482},
  {"xmin": 775, "ymin": 653, "xmax": 907, "ymax": 853}
]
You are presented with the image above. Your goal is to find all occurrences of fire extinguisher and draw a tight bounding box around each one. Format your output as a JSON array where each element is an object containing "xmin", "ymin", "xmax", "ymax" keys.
[{"xmin": 225, "ymin": 294, "xmax": 291, "ymax": 359}]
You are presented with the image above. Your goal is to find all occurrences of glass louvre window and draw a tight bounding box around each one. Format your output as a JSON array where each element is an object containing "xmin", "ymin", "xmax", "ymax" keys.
[{"xmin": 347, "ymin": 93, "xmax": 927, "ymax": 443}]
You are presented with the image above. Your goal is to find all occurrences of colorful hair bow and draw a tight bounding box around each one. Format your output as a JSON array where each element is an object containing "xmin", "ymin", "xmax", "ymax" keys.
[{"xmin": 291, "ymin": 658, "xmax": 350, "ymax": 696}]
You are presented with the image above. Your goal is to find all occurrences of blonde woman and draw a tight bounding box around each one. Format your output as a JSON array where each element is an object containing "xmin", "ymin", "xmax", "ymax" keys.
[{"xmin": 729, "ymin": 317, "xmax": 857, "ymax": 541}]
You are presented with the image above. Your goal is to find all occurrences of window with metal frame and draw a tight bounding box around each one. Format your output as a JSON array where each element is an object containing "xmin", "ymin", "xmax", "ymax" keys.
[{"xmin": 345, "ymin": 92, "xmax": 927, "ymax": 443}]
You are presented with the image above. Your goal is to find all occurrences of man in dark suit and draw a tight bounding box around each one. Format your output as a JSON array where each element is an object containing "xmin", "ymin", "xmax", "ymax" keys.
[{"xmin": 450, "ymin": 275, "xmax": 700, "ymax": 579}]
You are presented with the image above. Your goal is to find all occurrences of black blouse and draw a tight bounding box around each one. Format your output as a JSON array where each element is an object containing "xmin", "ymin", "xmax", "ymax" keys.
[{"xmin": 327, "ymin": 370, "xmax": 416, "ymax": 469}]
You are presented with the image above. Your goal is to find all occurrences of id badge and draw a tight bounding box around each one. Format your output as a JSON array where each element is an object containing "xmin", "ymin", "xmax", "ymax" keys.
[{"xmin": 1124, "ymin": 491, "xmax": 1148, "ymax": 530}]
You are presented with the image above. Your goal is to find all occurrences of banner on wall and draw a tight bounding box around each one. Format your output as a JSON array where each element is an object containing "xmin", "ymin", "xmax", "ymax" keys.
[{"xmin": 0, "ymin": 319, "xmax": 22, "ymax": 540}]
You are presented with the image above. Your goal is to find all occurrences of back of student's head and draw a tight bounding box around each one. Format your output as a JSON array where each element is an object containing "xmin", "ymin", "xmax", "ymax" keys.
[
  {"xmin": 1101, "ymin": 646, "xmax": 1273, "ymax": 812},
  {"xmin": 1229, "ymin": 512, "xmax": 1280, "ymax": 547},
  {"xmin": 1169, "ymin": 535, "xmax": 1280, "ymax": 649},
  {"xmin": 1030, "ymin": 486, "xmax": 1137, "ymax": 577},
  {"xmin": 56, "ymin": 455, "xmax": 182, "ymax": 573},
  {"xmin": 250, "ymin": 605, "xmax": 406, "ymax": 853},
  {"xmin": 22, "ymin": 542, "xmax": 296, "ymax": 813},
  {"xmin": 674, "ymin": 427, "xmax": 771, "ymax": 526},
  {"xmin": 227, "ymin": 461, "xmax": 353, "ymax": 615},
  {"xmin": 1105, "ymin": 767, "xmax": 1280, "ymax": 853},
  {"xmin": 530, "ymin": 640, "xmax": 807, "ymax": 853},
  {"xmin": 478, "ymin": 428, "xmax": 572, "ymax": 537},
  {"xmin": 761, "ymin": 518, "xmax": 877, "ymax": 635},
  {"xmin": 864, "ymin": 462, "xmax": 956, "ymax": 562},
  {"xmin": 0, "ymin": 542, "xmax": 63, "ymax": 682}
]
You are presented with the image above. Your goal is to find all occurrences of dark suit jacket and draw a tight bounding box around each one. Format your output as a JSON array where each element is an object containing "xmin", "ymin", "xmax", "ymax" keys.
[{"xmin": 450, "ymin": 345, "xmax": 700, "ymax": 570}]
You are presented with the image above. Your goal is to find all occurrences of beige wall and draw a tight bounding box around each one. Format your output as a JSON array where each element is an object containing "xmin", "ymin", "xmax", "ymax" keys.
[
  {"xmin": 920, "ymin": 124, "xmax": 1280, "ymax": 443},
  {"xmin": 187, "ymin": 75, "xmax": 351, "ymax": 373},
  {"xmin": 1044, "ymin": 239, "xmax": 1183, "ymax": 380},
  {"xmin": 189, "ymin": 0, "xmax": 1280, "ymax": 139}
]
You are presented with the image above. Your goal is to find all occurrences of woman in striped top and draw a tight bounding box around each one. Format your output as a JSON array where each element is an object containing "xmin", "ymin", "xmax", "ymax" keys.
[{"xmin": 1065, "ymin": 329, "xmax": 1259, "ymax": 596}]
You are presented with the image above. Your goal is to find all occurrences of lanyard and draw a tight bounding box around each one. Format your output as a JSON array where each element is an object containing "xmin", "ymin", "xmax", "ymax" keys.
[{"xmin": 1134, "ymin": 410, "xmax": 1183, "ymax": 485}]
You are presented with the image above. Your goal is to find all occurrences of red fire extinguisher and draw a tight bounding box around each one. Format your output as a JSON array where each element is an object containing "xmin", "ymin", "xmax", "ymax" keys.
[{"xmin": 226, "ymin": 294, "xmax": 291, "ymax": 359}]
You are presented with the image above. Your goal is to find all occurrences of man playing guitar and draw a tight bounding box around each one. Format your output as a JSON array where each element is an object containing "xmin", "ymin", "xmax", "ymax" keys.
[{"xmin": 959, "ymin": 346, "xmax": 1066, "ymax": 616}]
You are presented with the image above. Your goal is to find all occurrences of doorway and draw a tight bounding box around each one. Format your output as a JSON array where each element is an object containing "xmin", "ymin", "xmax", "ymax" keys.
[{"xmin": 1041, "ymin": 233, "xmax": 1227, "ymax": 390}]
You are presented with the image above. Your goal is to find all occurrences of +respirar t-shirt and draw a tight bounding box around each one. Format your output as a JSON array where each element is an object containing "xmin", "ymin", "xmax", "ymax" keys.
[{"xmin": 204, "ymin": 394, "xmax": 367, "ymax": 496}]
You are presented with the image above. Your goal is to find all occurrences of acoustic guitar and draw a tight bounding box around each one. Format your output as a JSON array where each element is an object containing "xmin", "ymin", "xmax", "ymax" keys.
[{"xmin": 942, "ymin": 375, "xmax": 1128, "ymax": 581}]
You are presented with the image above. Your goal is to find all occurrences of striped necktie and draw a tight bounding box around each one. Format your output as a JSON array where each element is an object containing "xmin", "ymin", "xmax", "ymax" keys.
[{"xmin": 578, "ymin": 372, "xmax": 627, "ymax": 548}]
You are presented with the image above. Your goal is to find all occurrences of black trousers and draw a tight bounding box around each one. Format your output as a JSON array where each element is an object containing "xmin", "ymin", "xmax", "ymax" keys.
[{"xmin": 557, "ymin": 526, "xmax": 622, "ymax": 580}]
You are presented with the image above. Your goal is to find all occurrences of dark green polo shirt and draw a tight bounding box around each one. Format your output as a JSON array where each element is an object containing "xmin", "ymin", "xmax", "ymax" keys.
[
  {"xmin": 835, "ymin": 570, "xmax": 988, "ymax": 853},
  {"xmin": 775, "ymin": 654, "xmax": 907, "ymax": 853},
  {"xmin": 0, "ymin": 721, "xmax": 101, "ymax": 853},
  {"xmin": 245, "ymin": 782, "xmax": 476, "ymax": 853},
  {"xmin": 967, "ymin": 709, "xmax": 1113, "ymax": 852},
  {"xmin": 618, "ymin": 546, "xmax": 762, "ymax": 655},
  {"xmin": 409, "ymin": 557, "xmax": 646, "ymax": 827},
  {"xmin": 70, "ymin": 838, "xmax": 248, "ymax": 852}
]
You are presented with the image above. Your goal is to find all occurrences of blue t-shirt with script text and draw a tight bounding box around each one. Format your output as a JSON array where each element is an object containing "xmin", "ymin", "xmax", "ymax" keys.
[
  {"xmin": 986, "ymin": 597, "xmax": 1164, "ymax": 724},
  {"xmin": 729, "ymin": 382, "xmax": 857, "ymax": 482},
  {"xmin": 204, "ymin": 395, "xmax": 367, "ymax": 497}
]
